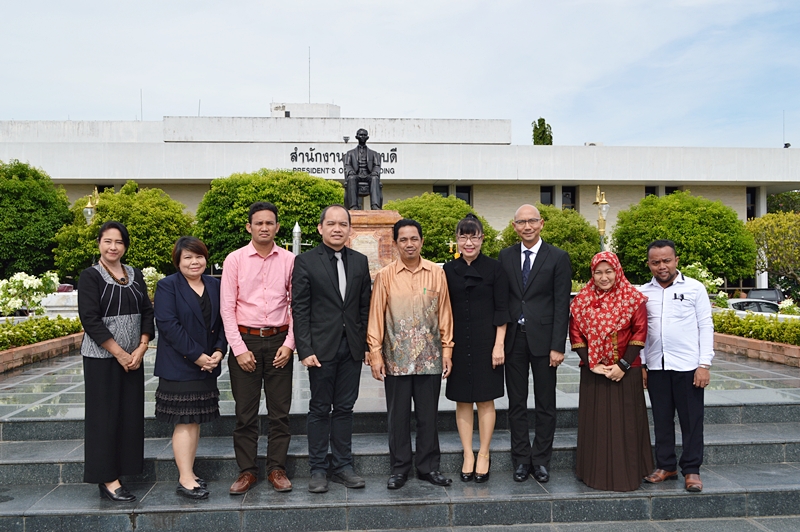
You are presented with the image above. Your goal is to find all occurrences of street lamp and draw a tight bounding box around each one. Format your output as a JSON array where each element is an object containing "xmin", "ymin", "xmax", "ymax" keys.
[
  {"xmin": 82, "ymin": 187, "xmax": 100, "ymax": 225},
  {"xmin": 592, "ymin": 186, "xmax": 610, "ymax": 251}
]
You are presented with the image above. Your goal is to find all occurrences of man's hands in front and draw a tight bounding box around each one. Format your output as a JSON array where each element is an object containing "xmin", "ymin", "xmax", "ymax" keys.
[
  {"xmin": 549, "ymin": 350, "xmax": 564, "ymax": 368},
  {"xmin": 301, "ymin": 354, "xmax": 322, "ymax": 368}
]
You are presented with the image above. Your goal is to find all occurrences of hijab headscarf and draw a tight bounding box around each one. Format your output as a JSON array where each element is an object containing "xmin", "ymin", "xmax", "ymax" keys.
[{"xmin": 569, "ymin": 251, "xmax": 647, "ymax": 368}]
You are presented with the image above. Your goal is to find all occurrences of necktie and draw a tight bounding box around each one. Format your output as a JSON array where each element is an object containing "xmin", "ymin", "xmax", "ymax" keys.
[
  {"xmin": 522, "ymin": 250, "xmax": 533, "ymax": 288},
  {"xmin": 335, "ymin": 251, "xmax": 346, "ymax": 301}
]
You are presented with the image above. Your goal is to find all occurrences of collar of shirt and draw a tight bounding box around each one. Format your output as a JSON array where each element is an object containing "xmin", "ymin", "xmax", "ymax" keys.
[
  {"xmin": 647, "ymin": 271, "xmax": 685, "ymax": 289},
  {"xmin": 521, "ymin": 239, "xmax": 543, "ymax": 262},
  {"xmin": 394, "ymin": 258, "xmax": 432, "ymax": 274},
  {"xmin": 245, "ymin": 240, "xmax": 280, "ymax": 258}
]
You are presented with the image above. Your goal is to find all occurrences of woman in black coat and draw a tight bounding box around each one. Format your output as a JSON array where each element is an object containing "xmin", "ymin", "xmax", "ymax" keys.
[
  {"xmin": 154, "ymin": 237, "xmax": 227, "ymax": 499},
  {"xmin": 443, "ymin": 214, "xmax": 510, "ymax": 483},
  {"xmin": 78, "ymin": 221, "xmax": 154, "ymax": 502}
]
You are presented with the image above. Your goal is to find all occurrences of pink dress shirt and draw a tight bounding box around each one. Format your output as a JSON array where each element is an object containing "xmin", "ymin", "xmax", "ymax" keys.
[{"xmin": 220, "ymin": 241, "xmax": 296, "ymax": 356}]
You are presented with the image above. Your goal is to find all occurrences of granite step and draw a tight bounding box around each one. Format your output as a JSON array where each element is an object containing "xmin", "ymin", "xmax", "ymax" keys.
[
  {"xmin": 1, "ymin": 465, "xmax": 800, "ymax": 531},
  {"xmin": 2, "ymin": 422, "xmax": 800, "ymax": 486}
]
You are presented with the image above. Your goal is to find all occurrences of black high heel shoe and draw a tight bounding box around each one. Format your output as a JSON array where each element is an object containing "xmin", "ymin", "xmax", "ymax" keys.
[
  {"xmin": 460, "ymin": 453, "xmax": 475, "ymax": 482},
  {"xmin": 474, "ymin": 453, "xmax": 491, "ymax": 483},
  {"xmin": 98, "ymin": 483, "xmax": 136, "ymax": 502}
]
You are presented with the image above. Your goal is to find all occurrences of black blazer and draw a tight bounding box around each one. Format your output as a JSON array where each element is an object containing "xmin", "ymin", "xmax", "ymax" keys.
[
  {"xmin": 343, "ymin": 146, "xmax": 381, "ymax": 178},
  {"xmin": 292, "ymin": 244, "xmax": 372, "ymax": 362},
  {"xmin": 498, "ymin": 241, "xmax": 572, "ymax": 357},
  {"xmin": 153, "ymin": 272, "xmax": 227, "ymax": 381}
]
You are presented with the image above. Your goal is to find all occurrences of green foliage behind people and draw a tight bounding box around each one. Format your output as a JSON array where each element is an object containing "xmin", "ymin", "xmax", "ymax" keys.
[
  {"xmin": 747, "ymin": 211, "xmax": 800, "ymax": 300},
  {"xmin": 384, "ymin": 193, "xmax": 500, "ymax": 263},
  {"xmin": 767, "ymin": 190, "xmax": 800, "ymax": 213},
  {"xmin": 532, "ymin": 117, "xmax": 553, "ymax": 145},
  {"xmin": 499, "ymin": 204, "xmax": 601, "ymax": 281},
  {"xmin": 0, "ymin": 160, "xmax": 72, "ymax": 278},
  {"xmin": 611, "ymin": 191, "xmax": 756, "ymax": 284},
  {"xmin": 53, "ymin": 181, "xmax": 194, "ymax": 278},
  {"xmin": 195, "ymin": 169, "xmax": 344, "ymax": 267}
]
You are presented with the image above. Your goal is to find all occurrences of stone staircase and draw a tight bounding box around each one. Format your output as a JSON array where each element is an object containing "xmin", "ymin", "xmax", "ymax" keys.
[{"xmin": 1, "ymin": 403, "xmax": 800, "ymax": 531}]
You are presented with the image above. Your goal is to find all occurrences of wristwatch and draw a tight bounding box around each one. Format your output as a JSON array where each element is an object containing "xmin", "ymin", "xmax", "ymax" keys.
[{"xmin": 617, "ymin": 358, "xmax": 631, "ymax": 371}]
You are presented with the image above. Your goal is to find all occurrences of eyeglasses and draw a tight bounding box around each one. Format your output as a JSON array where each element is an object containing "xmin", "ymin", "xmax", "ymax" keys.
[
  {"xmin": 457, "ymin": 234, "xmax": 483, "ymax": 243},
  {"xmin": 513, "ymin": 218, "xmax": 541, "ymax": 226}
]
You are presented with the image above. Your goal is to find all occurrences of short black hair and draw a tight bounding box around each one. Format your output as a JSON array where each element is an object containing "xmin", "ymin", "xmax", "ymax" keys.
[
  {"xmin": 97, "ymin": 221, "xmax": 130, "ymax": 249},
  {"xmin": 393, "ymin": 218, "xmax": 423, "ymax": 241},
  {"xmin": 319, "ymin": 204, "xmax": 351, "ymax": 225},
  {"xmin": 647, "ymin": 239, "xmax": 677, "ymax": 255},
  {"xmin": 456, "ymin": 213, "xmax": 483, "ymax": 236},
  {"xmin": 249, "ymin": 202, "xmax": 278, "ymax": 224},
  {"xmin": 172, "ymin": 236, "xmax": 209, "ymax": 270}
]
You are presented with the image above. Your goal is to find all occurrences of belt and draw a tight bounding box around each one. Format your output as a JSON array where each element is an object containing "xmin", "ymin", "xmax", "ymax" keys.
[
  {"xmin": 518, "ymin": 322, "xmax": 526, "ymax": 334},
  {"xmin": 238, "ymin": 324, "xmax": 289, "ymax": 337}
]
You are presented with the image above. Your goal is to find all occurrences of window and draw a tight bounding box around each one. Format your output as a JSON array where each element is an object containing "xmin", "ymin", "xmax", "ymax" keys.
[
  {"xmin": 746, "ymin": 187, "xmax": 757, "ymax": 219},
  {"xmin": 95, "ymin": 185, "xmax": 115, "ymax": 193},
  {"xmin": 540, "ymin": 186, "xmax": 554, "ymax": 206},
  {"xmin": 433, "ymin": 185, "xmax": 449, "ymax": 198},
  {"xmin": 665, "ymin": 186, "xmax": 680, "ymax": 195},
  {"xmin": 285, "ymin": 111, "xmax": 290, "ymax": 117},
  {"xmin": 562, "ymin": 186, "xmax": 576, "ymax": 210},
  {"xmin": 645, "ymin": 186, "xmax": 658, "ymax": 197},
  {"xmin": 455, "ymin": 186, "xmax": 472, "ymax": 205}
]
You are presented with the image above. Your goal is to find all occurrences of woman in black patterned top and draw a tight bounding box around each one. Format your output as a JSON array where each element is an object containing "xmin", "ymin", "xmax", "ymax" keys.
[{"xmin": 78, "ymin": 221, "xmax": 154, "ymax": 502}]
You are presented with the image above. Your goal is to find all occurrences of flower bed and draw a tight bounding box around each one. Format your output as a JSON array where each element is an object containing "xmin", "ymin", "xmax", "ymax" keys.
[
  {"xmin": 712, "ymin": 310, "xmax": 800, "ymax": 346},
  {"xmin": 0, "ymin": 316, "xmax": 83, "ymax": 351},
  {"xmin": 714, "ymin": 333, "xmax": 800, "ymax": 367}
]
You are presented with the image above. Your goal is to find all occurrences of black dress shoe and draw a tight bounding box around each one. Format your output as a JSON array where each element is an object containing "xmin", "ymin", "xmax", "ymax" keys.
[
  {"xmin": 98, "ymin": 483, "xmax": 136, "ymax": 502},
  {"xmin": 194, "ymin": 477, "xmax": 207, "ymax": 489},
  {"xmin": 532, "ymin": 465, "xmax": 550, "ymax": 483},
  {"xmin": 474, "ymin": 458, "xmax": 491, "ymax": 484},
  {"xmin": 513, "ymin": 464, "xmax": 530, "ymax": 482},
  {"xmin": 176, "ymin": 484, "xmax": 210, "ymax": 500},
  {"xmin": 460, "ymin": 471, "xmax": 474, "ymax": 482},
  {"xmin": 417, "ymin": 471, "xmax": 452, "ymax": 486},
  {"xmin": 387, "ymin": 474, "xmax": 408, "ymax": 490}
]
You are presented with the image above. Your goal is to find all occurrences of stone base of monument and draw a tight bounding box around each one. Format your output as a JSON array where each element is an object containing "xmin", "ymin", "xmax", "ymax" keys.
[{"xmin": 347, "ymin": 209, "xmax": 402, "ymax": 278}]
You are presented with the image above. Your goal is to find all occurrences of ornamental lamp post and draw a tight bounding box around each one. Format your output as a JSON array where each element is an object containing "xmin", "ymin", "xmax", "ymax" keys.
[
  {"xmin": 592, "ymin": 186, "xmax": 610, "ymax": 251},
  {"xmin": 82, "ymin": 187, "xmax": 100, "ymax": 225}
]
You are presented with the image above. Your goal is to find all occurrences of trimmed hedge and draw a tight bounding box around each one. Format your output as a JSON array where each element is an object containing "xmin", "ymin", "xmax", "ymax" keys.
[
  {"xmin": 712, "ymin": 310, "xmax": 800, "ymax": 347},
  {"xmin": 0, "ymin": 317, "xmax": 83, "ymax": 351}
]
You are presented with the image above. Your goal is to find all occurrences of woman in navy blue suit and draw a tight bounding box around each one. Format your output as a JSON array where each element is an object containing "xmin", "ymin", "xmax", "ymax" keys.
[{"xmin": 154, "ymin": 237, "xmax": 227, "ymax": 499}]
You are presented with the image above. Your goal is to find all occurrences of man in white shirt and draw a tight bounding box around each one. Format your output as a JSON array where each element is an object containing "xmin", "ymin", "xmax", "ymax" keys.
[{"xmin": 639, "ymin": 239, "xmax": 714, "ymax": 493}]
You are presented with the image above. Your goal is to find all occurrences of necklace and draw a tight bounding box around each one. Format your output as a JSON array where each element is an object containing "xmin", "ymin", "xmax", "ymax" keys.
[{"xmin": 99, "ymin": 259, "xmax": 128, "ymax": 285}]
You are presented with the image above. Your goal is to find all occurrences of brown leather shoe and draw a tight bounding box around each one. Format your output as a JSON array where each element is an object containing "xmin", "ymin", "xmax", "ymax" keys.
[
  {"xmin": 685, "ymin": 473, "xmax": 703, "ymax": 492},
  {"xmin": 268, "ymin": 469, "xmax": 293, "ymax": 492},
  {"xmin": 229, "ymin": 471, "xmax": 257, "ymax": 495},
  {"xmin": 644, "ymin": 469, "xmax": 678, "ymax": 483}
]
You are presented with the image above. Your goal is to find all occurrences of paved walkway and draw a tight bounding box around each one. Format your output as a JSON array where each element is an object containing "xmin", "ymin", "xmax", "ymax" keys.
[{"xmin": 0, "ymin": 344, "xmax": 798, "ymax": 420}]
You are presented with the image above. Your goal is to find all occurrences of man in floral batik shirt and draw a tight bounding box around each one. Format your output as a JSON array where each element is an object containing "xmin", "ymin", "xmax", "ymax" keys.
[{"xmin": 367, "ymin": 219, "xmax": 454, "ymax": 490}]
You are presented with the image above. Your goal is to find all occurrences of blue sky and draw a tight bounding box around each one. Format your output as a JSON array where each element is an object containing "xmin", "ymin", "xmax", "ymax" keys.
[{"xmin": 1, "ymin": 0, "xmax": 798, "ymax": 147}]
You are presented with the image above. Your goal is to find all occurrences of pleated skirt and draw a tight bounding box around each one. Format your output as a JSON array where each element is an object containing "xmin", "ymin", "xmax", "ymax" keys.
[
  {"xmin": 576, "ymin": 365, "xmax": 654, "ymax": 492},
  {"xmin": 155, "ymin": 377, "xmax": 220, "ymax": 425}
]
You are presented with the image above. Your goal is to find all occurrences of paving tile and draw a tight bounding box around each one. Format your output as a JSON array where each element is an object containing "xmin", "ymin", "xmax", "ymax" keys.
[
  {"xmin": 135, "ymin": 480, "xmax": 241, "ymax": 511},
  {"xmin": 452, "ymin": 499, "xmax": 552, "ymax": 526},
  {"xmin": 0, "ymin": 484, "xmax": 55, "ymax": 516},
  {"xmin": 654, "ymin": 518, "xmax": 765, "ymax": 531},
  {"xmin": 651, "ymin": 493, "xmax": 747, "ymax": 520},
  {"xmin": 0, "ymin": 440, "xmax": 81, "ymax": 462},
  {"xmin": 551, "ymin": 497, "xmax": 650, "ymax": 522},
  {"xmin": 553, "ymin": 522, "xmax": 659, "ymax": 531},
  {"xmin": 746, "ymin": 490, "xmax": 800, "ymax": 516},
  {"xmin": 705, "ymin": 463, "xmax": 800, "ymax": 489},
  {"xmin": 753, "ymin": 516, "xmax": 800, "ymax": 531},
  {"xmin": 135, "ymin": 511, "xmax": 241, "ymax": 532},
  {"xmin": 348, "ymin": 502, "xmax": 450, "ymax": 530},
  {"xmin": 447, "ymin": 476, "xmax": 549, "ymax": 500},
  {"xmin": 24, "ymin": 513, "xmax": 135, "ymax": 532},
  {"xmin": 26, "ymin": 482, "xmax": 152, "ymax": 514},
  {"xmin": 244, "ymin": 507, "xmax": 347, "ymax": 531}
]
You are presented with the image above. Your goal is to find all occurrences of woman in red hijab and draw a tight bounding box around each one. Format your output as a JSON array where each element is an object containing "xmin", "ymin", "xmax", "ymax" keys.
[{"xmin": 569, "ymin": 251, "xmax": 653, "ymax": 492}]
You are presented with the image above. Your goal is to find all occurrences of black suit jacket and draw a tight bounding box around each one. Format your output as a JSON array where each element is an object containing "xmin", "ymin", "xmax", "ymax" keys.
[
  {"xmin": 153, "ymin": 273, "xmax": 227, "ymax": 381},
  {"xmin": 498, "ymin": 241, "xmax": 572, "ymax": 357},
  {"xmin": 292, "ymin": 244, "xmax": 372, "ymax": 362}
]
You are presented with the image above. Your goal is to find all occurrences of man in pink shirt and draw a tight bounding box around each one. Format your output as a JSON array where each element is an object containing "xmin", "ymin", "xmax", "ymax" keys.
[{"xmin": 221, "ymin": 202, "xmax": 296, "ymax": 494}]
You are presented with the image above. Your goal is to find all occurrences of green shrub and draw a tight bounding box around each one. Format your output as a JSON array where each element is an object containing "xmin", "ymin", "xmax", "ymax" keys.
[
  {"xmin": 53, "ymin": 181, "xmax": 194, "ymax": 279},
  {"xmin": 195, "ymin": 170, "xmax": 344, "ymax": 267},
  {"xmin": 384, "ymin": 193, "xmax": 500, "ymax": 263},
  {"xmin": 0, "ymin": 160, "xmax": 72, "ymax": 278},
  {"xmin": 712, "ymin": 310, "xmax": 800, "ymax": 346},
  {"xmin": 612, "ymin": 191, "xmax": 756, "ymax": 284},
  {"xmin": 0, "ymin": 316, "xmax": 83, "ymax": 351},
  {"xmin": 499, "ymin": 204, "xmax": 601, "ymax": 281}
]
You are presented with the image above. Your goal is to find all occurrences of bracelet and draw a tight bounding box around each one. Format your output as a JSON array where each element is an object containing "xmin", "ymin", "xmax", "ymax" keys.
[{"xmin": 698, "ymin": 364, "xmax": 711, "ymax": 369}]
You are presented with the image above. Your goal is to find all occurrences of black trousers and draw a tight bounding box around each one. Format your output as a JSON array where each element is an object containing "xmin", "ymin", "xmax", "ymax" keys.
[
  {"xmin": 307, "ymin": 335, "xmax": 362, "ymax": 474},
  {"xmin": 83, "ymin": 357, "xmax": 144, "ymax": 483},
  {"xmin": 228, "ymin": 331, "xmax": 292, "ymax": 476},
  {"xmin": 384, "ymin": 374, "xmax": 442, "ymax": 476},
  {"xmin": 647, "ymin": 369, "xmax": 705, "ymax": 475},
  {"xmin": 505, "ymin": 331, "xmax": 557, "ymax": 467}
]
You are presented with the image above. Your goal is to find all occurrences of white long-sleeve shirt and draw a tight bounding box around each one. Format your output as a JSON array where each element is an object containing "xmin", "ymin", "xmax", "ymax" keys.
[{"xmin": 639, "ymin": 272, "xmax": 715, "ymax": 371}]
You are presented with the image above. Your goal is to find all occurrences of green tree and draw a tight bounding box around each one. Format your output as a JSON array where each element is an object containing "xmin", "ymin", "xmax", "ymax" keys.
[
  {"xmin": 532, "ymin": 117, "xmax": 553, "ymax": 145},
  {"xmin": 0, "ymin": 160, "xmax": 71, "ymax": 278},
  {"xmin": 195, "ymin": 169, "xmax": 344, "ymax": 267},
  {"xmin": 611, "ymin": 191, "xmax": 756, "ymax": 284},
  {"xmin": 768, "ymin": 190, "xmax": 800, "ymax": 213},
  {"xmin": 384, "ymin": 193, "xmax": 500, "ymax": 263},
  {"xmin": 499, "ymin": 204, "xmax": 601, "ymax": 281},
  {"xmin": 747, "ymin": 212, "xmax": 800, "ymax": 299},
  {"xmin": 53, "ymin": 181, "xmax": 194, "ymax": 278}
]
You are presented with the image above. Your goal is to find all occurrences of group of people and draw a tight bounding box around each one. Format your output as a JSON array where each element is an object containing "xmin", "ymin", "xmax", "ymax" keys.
[{"xmin": 77, "ymin": 200, "xmax": 713, "ymax": 503}]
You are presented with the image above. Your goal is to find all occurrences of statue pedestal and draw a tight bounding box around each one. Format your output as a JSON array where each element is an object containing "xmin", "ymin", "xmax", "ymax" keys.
[{"xmin": 347, "ymin": 210, "xmax": 402, "ymax": 279}]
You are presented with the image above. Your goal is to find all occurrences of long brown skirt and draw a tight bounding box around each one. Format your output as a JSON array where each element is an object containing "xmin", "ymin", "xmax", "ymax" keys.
[{"xmin": 576, "ymin": 365, "xmax": 654, "ymax": 492}]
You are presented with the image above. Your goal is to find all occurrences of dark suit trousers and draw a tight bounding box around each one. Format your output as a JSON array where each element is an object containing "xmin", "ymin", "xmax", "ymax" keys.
[
  {"xmin": 505, "ymin": 330, "xmax": 557, "ymax": 467},
  {"xmin": 384, "ymin": 374, "xmax": 442, "ymax": 476},
  {"xmin": 647, "ymin": 369, "xmax": 705, "ymax": 475},
  {"xmin": 229, "ymin": 331, "xmax": 292, "ymax": 476},
  {"xmin": 307, "ymin": 335, "xmax": 362, "ymax": 474},
  {"xmin": 345, "ymin": 174, "xmax": 382, "ymax": 209}
]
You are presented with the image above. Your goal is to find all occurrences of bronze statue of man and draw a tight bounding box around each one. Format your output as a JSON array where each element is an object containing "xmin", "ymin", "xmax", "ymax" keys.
[{"xmin": 343, "ymin": 129, "xmax": 382, "ymax": 210}]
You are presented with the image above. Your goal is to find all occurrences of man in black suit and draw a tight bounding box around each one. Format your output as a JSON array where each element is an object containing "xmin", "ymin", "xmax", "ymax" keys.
[
  {"xmin": 291, "ymin": 204, "xmax": 372, "ymax": 493},
  {"xmin": 343, "ymin": 128, "xmax": 382, "ymax": 210},
  {"xmin": 498, "ymin": 204, "xmax": 571, "ymax": 484}
]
